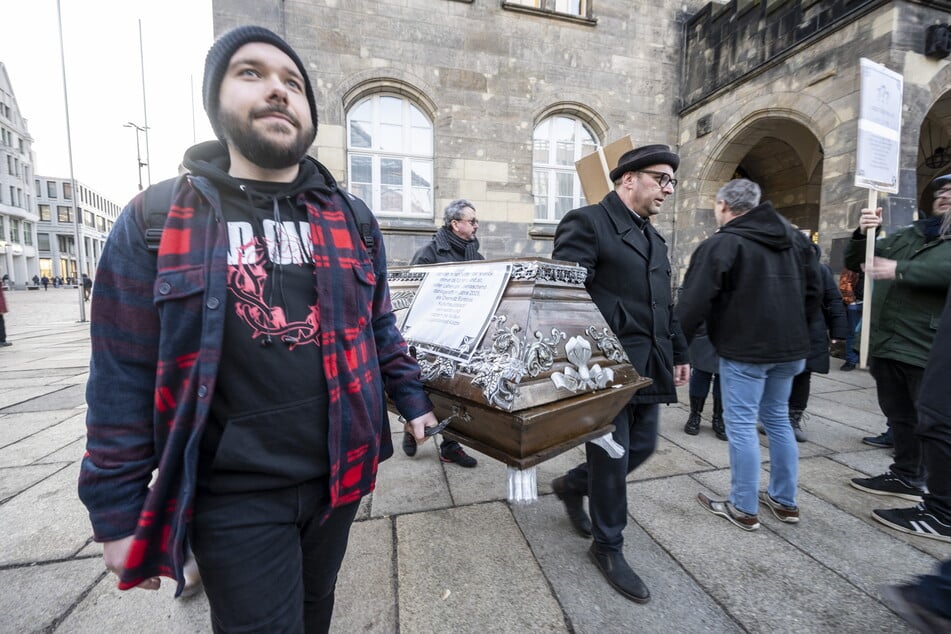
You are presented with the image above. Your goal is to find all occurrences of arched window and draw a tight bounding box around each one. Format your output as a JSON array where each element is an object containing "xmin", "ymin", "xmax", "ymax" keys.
[
  {"xmin": 347, "ymin": 94, "xmax": 433, "ymax": 217},
  {"xmin": 533, "ymin": 115, "xmax": 598, "ymax": 222}
]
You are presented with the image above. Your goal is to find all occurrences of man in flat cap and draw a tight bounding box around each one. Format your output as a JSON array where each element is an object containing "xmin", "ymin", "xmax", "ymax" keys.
[
  {"xmin": 550, "ymin": 143, "xmax": 689, "ymax": 603},
  {"xmin": 78, "ymin": 25, "xmax": 438, "ymax": 631}
]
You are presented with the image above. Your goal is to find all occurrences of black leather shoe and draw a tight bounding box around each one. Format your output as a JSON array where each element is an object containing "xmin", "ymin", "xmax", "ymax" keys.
[
  {"xmin": 402, "ymin": 431, "xmax": 417, "ymax": 457},
  {"xmin": 588, "ymin": 545, "xmax": 650, "ymax": 603},
  {"xmin": 551, "ymin": 475, "xmax": 592, "ymax": 537}
]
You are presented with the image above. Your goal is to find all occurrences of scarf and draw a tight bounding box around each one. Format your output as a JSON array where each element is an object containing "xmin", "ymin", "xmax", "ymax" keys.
[{"xmin": 436, "ymin": 226, "xmax": 481, "ymax": 261}]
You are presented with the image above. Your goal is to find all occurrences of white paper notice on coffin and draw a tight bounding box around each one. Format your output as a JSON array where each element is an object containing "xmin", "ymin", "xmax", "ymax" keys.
[{"xmin": 400, "ymin": 261, "xmax": 512, "ymax": 362}]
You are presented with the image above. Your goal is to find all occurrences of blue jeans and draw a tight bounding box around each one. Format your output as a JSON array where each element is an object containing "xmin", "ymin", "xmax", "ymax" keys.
[
  {"xmin": 844, "ymin": 303, "xmax": 861, "ymax": 364},
  {"xmin": 719, "ymin": 357, "xmax": 806, "ymax": 515}
]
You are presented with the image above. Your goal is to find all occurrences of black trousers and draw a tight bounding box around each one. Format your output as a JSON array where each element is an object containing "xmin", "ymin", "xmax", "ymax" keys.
[
  {"xmin": 788, "ymin": 370, "xmax": 812, "ymax": 411},
  {"xmin": 563, "ymin": 402, "xmax": 659, "ymax": 553},
  {"xmin": 919, "ymin": 409, "xmax": 951, "ymax": 522},
  {"xmin": 870, "ymin": 357, "xmax": 925, "ymax": 486},
  {"xmin": 0, "ymin": 313, "xmax": 5, "ymax": 343},
  {"xmin": 191, "ymin": 478, "xmax": 360, "ymax": 634}
]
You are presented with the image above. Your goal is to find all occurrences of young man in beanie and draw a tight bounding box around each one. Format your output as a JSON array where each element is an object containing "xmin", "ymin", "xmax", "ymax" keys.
[
  {"xmin": 549, "ymin": 144, "xmax": 689, "ymax": 603},
  {"xmin": 78, "ymin": 25, "xmax": 438, "ymax": 632}
]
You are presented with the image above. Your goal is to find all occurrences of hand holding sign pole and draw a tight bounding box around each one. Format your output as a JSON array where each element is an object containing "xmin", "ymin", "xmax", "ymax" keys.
[{"xmin": 854, "ymin": 58, "xmax": 903, "ymax": 369}]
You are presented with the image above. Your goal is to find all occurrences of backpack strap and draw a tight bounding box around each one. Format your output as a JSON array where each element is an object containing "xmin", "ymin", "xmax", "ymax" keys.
[
  {"xmin": 143, "ymin": 177, "xmax": 183, "ymax": 252},
  {"xmin": 342, "ymin": 191, "xmax": 375, "ymax": 252}
]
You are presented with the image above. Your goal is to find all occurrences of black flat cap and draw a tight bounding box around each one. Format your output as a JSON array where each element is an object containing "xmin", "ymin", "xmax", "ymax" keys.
[{"xmin": 609, "ymin": 144, "xmax": 680, "ymax": 182}]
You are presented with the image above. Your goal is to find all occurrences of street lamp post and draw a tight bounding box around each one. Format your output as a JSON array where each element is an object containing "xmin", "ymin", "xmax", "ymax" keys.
[{"xmin": 124, "ymin": 122, "xmax": 148, "ymax": 192}]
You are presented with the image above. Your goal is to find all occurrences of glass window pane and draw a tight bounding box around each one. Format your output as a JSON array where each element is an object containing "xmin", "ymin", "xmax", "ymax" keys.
[
  {"xmin": 379, "ymin": 96, "xmax": 402, "ymax": 125},
  {"xmin": 409, "ymin": 105, "xmax": 428, "ymax": 128},
  {"xmin": 381, "ymin": 158, "xmax": 403, "ymax": 186},
  {"xmin": 410, "ymin": 161, "xmax": 432, "ymax": 189},
  {"xmin": 381, "ymin": 186, "xmax": 403, "ymax": 213},
  {"xmin": 533, "ymin": 170, "xmax": 549, "ymax": 220},
  {"xmin": 556, "ymin": 172, "xmax": 574, "ymax": 197},
  {"xmin": 349, "ymin": 121, "xmax": 372, "ymax": 148},
  {"xmin": 411, "ymin": 188, "xmax": 432, "ymax": 215},
  {"xmin": 351, "ymin": 182, "xmax": 372, "ymax": 205},
  {"xmin": 379, "ymin": 123, "xmax": 402, "ymax": 152},
  {"xmin": 533, "ymin": 138, "xmax": 550, "ymax": 165},
  {"xmin": 350, "ymin": 155, "xmax": 372, "ymax": 184},
  {"xmin": 411, "ymin": 126, "xmax": 432, "ymax": 155},
  {"xmin": 555, "ymin": 196, "xmax": 572, "ymax": 220}
]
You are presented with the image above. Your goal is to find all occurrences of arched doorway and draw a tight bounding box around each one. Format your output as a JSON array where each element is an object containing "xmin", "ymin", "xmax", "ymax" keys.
[
  {"xmin": 917, "ymin": 90, "xmax": 951, "ymax": 214},
  {"xmin": 712, "ymin": 118, "xmax": 824, "ymax": 238}
]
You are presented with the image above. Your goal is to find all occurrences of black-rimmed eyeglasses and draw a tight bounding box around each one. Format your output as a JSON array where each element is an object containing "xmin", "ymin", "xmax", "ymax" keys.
[
  {"xmin": 638, "ymin": 170, "xmax": 678, "ymax": 190},
  {"xmin": 455, "ymin": 217, "xmax": 479, "ymax": 225}
]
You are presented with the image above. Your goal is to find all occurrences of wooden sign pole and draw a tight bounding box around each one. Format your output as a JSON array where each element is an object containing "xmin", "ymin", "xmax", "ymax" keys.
[{"xmin": 859, "ymin": 188, "xmax": 877, "ymax": 369}]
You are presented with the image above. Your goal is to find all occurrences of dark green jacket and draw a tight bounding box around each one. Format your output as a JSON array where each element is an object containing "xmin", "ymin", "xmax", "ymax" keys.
[{"xmin": 844, "ymin": 222, "xmax": 951, "ymax": 368}]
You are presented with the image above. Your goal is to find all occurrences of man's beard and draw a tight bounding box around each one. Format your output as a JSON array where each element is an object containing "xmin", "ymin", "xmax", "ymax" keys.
[{"xmin": 219, "ymin": 105, "xmax": 316, "ymax": 170}]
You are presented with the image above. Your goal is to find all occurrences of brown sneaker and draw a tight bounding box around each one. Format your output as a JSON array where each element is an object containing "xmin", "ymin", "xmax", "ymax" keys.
[
  {"xmin": 697, "ymin": 492, "xmax": 759, "ymax": 531},
  {"xmin": 759, "ymin": 490, "xmax": 800, "ymax": 523}
]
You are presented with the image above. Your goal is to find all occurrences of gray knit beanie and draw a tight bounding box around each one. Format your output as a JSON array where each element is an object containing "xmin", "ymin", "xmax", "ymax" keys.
[{"xmin": 202, "ymin": 25, "xmax": 318, "ymax": 142}]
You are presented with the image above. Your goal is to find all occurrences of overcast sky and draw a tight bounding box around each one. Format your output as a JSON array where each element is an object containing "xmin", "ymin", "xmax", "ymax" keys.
[{"xmin": 0, "ymin": 0, "xmax": 215, "ymax": 205}]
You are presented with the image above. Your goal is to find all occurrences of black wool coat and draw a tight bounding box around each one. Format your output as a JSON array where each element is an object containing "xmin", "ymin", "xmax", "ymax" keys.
[{"xmin": 553, "ymin": 190, "xmax": 688, "ymax": 404}]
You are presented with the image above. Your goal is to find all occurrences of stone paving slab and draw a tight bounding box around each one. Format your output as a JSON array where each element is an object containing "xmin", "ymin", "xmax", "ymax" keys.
[
  {"xmin": 632, "ymin": 474, "xmax": 912, "ymax": 633},
  {"xmin": 796, "ymin": 456, "xmax": 951, "ymax": 561},
  {"xmin": 0, "ymin": 412, "xmax": 85, "ymax": 467},
  {"xmin": 514, "ymin": 494, "xmax": 743, "ymax": 633},
  {"xmin": 694, "ymin": 466, "xmax": 939, "ymax": 595},
  {"xmin": 0, "ymin": 462, "xmax": 65, "ymax": 504},
  {"xmin": 0, "ymin": 558, "xmax": 106, "ymax": 633},
  {"xmin": 333, "ymin": 517, "xmax": 397, "ymax": 631},
  {"xmin": 57, "ymin": 570, "xmax": 210, "ymax": 633},
  {"xmin": 396, "ymin": 502, "xmax": 566, "ymax": 632},
  {"xmin": 0, "ymin": 461, "xmax": 92, "ymax": 565},
  {"xmin": 0, "ymin": 409, "xmax": 78, "ymax": 447}
]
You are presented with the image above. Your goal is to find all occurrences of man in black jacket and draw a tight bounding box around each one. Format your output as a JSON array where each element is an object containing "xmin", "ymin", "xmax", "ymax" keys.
[
  {"xmin": 879, "ymin": 283, "xmax": 951, "ymax": 630},
  {"xmin": 677, "ymin": 178, "xmax": 820, "ymax": 531},
  {"xmin": 550, "ymin": 144, "xmax": 690, "ymax": 603},
  {"xmin": 404, "ymin": 199, "xmax": 483, "ymax": 467}
]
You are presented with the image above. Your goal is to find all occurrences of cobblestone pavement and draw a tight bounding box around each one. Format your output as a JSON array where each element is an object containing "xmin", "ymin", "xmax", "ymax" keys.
[{"xmin": 0, "ymin": 288, "xmax": 945, "ymax": 632}]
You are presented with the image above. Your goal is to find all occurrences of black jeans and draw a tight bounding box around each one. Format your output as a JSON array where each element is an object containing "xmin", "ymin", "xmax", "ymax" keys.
[
  {"xmin": 191, "ymin": 478, "xmax": 360, "ymax": 633},
  {"xmin": 563, "ymin": 402, "xmax": 659, "ymax": 553},
  {"xmin": 918, "ymin": 409, "xmax": 951, "ymax": 522},
  {"xmin": 870, "ymin": 357, "xmax": 925, "ymax": 485},
  {"xmin": 788, "ymin": 371, "xmax": 812, "ymax": 411}
]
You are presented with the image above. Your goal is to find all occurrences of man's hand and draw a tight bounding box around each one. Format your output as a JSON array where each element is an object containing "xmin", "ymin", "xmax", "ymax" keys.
[
  {"xmin": 858, "ymin": 207, "xmax": 882, "ymax": 235},
  {"xmin": 673, "ymin": 364, "xmax": 690, "ymax": 387},
  {"xmin": 404, "ymin": 411, "xmax": 439, "ymax": 445},
  {"xmin": 102, "ymin": 535, "xmax": 161, "ymax": 590},
  {"xmin": 862, "ymin": 256, "xmax": 898, "ymax": 281}
]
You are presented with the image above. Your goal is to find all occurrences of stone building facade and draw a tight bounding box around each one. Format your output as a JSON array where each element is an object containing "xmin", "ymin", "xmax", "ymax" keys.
[
  {"xmin": 211, "ymin": 0, "xmax": 951, "ymax": 278},
  {"xmin": 0, "ymin": 62, "xmax": 38, "ymax": 289},
  {"xmin": 34, "ymin": 176, "xmax": 121, "ymax": 283}
]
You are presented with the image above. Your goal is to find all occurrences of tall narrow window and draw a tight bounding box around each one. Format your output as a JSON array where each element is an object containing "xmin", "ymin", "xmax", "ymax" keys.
[
  {"xmin": 532, "ymin": 115, "xmax": 598, "ymax": 222},
  {"xmin": 347, "ymin": 94, "xmax": 433, "ymax": 217}
]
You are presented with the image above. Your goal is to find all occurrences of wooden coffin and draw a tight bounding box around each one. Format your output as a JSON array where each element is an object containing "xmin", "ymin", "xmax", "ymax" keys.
[{"xmin": 388, "ymin": 258, "xmax": 652, "ymax": 469}]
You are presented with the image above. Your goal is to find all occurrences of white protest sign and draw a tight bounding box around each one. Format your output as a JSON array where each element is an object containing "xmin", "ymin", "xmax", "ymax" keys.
[
  {"xmin": 854, "ymin": 58, "xmax": 903, "ymax": 369},
  {"xmin": 400, "ymin": 261, "xmax": 511, "ymax": 362},
  {"xmin": 855, "ymin": 58, "xmax": 903, "ymax": 193}
]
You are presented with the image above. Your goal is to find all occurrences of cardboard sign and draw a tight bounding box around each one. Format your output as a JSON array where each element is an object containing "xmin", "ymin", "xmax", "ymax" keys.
[{"xmin": 575, "ymin": 135, "xmax": 635, "ymax": 204}]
